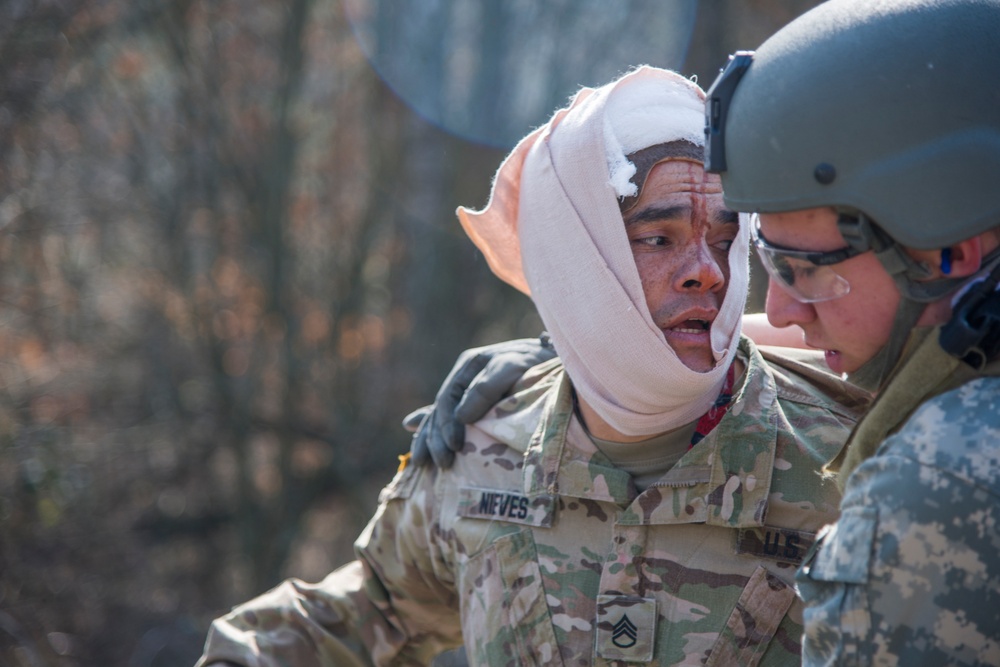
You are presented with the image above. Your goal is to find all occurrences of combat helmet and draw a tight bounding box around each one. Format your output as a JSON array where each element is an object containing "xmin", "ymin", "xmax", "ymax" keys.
[{"xmin": 705, "ymin": 0, "xmax": 1000, "ymax": 385}]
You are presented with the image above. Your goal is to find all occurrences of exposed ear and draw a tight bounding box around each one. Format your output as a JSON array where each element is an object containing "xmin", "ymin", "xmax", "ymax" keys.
[{"xmin": 946, "ymin": 236, "xmax": 984, "ymax": 278}]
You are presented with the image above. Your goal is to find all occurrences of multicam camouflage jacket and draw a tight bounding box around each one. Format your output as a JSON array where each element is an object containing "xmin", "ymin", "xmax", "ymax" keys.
[
  {"xmin": 797, "ymin": 328, "xmax": 1000, "ymax": 666},
  {"xmin": 198, "ymin": 338, "xmax": 869, "ymax": 667}
]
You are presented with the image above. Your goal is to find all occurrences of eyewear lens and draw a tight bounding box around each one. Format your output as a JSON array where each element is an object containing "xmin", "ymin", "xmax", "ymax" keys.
[{"xmin": 751, "ymin": 217, "xmax": 854, "ymax": 303}]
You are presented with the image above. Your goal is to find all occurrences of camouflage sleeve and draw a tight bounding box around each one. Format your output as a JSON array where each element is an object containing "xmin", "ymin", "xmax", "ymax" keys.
[
  {"xmin": 197, "ymin": 463, "xmax": 463, "ymax": 667},
  {"xmin": 797, "ymin": 399, "xmax": 1000, "ymax": 666}
]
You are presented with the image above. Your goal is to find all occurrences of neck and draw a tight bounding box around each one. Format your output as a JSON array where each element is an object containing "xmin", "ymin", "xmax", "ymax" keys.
[
  {"xmin": 575, "ymin": 356, "xmax": 745, "ymax": 442},
  {"xmin": 577, "ymin": 395, "xmax": 652, "ymax": 443}
]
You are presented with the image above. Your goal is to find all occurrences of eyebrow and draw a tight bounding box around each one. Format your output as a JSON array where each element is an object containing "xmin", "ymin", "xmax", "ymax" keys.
[
  {"xmin": 624, "ymin": 205, "xmax": 740, "ymax": 226},
  {"xmin": 624, "ymin": 205, "xmax": 687, "ymax": 227}
]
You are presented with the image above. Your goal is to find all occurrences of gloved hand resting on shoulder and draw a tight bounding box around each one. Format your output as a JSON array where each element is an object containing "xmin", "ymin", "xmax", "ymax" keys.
[{"xmin": 402, "ymin": 333, "xmax": 555, "ymax": 469}]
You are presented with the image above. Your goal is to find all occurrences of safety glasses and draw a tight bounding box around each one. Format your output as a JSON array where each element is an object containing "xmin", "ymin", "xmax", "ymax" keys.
[{"xmin": 751, "ymin": 215, "xmax": 863, "ymax": 303}]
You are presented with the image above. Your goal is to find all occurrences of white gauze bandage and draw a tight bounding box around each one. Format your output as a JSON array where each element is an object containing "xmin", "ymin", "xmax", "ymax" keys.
[{"xmin": 459, "ymin": 66, "xmax": 750, "ymax": 436}]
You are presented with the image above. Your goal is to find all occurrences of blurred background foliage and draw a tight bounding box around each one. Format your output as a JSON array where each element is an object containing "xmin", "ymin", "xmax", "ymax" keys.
[{"xmin": 0, "ymin": 1, "xmax": 822, "ymax": 665}]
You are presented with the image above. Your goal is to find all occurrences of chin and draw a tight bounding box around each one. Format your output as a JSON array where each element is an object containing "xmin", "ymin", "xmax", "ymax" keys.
[{"xmin": 680, "ymin": 356, "xmax": 716, "ymax": 374}]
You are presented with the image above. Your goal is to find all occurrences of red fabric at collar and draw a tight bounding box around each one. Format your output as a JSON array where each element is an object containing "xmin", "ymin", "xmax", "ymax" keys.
[{"xmin": 689, "ymin": 364, "xmax": 736, "ymax": 449}]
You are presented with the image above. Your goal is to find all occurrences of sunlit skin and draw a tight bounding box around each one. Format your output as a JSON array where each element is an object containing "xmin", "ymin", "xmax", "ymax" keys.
[
  {"xmin": 758, "ymin": 207, "xmax": 991, "ymax": 376},
  {"xmin": 625, "ymin": 158, "xmax": 738, "ymax": 372},
  {"xmin": 742, "ymin": 312, "xmax": 809, "ymax": 348},
  {"xmin": 577, "ymin": 158, "xmax": 739, "ymax": 442}
]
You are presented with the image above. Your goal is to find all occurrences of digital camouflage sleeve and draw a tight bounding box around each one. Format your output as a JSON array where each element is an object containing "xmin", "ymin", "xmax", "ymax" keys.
[{"xmin": 798, "ymin": 376, "xmax": 1000, "ymax": 666}]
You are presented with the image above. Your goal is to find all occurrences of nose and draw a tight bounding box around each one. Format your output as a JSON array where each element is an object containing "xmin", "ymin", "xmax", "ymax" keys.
[
  {"xmin": 675, "ymin": 244, "xmax": 725, "ymax": 293},
  {"xmin": 765, "ymin": 279, "xmax": 816, "ymax": 329}
]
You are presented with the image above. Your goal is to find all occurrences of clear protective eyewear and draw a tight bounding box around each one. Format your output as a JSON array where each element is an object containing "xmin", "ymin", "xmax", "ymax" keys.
[{"xmin": 751, "ymin": 215, "xmax": 863, "ymax": 303}]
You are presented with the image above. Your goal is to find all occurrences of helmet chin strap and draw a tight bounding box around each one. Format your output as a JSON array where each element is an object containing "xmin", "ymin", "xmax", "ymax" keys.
[
  {"xmin": 846, "ymin": 298, "xmax": 927, "ymax": 393},
  {"xmin": 837, "ymin": 212, "xmax": 975, "ymax": 393}
]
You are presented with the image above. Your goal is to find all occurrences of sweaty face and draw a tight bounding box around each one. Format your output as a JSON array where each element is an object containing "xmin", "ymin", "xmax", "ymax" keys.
[
  {"xmin": 624, "ymin": 159, "xmax": 738, "ymax": 373},
  {"xmin": 758, "ymin": 207, "xmax": 900, "ymax": 375}
]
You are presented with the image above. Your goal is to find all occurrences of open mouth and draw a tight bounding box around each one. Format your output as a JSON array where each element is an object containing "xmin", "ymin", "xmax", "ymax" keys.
[{"xmin": 669, "ymin": 318, "xmax": 710, "ymax": 334}]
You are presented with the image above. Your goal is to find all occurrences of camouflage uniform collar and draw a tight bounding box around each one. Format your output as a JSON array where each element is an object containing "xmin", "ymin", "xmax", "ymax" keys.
[
  {"xmin": 522, "ymin": 340, "xmax": 782, "ymax": 528},
  {"xmin": 469, "ymin": 357, "xmax": 564, "ymax": 456},
  {"xmin": 691, "ymin": 337, "xmax": 777, "ymax": 528}
]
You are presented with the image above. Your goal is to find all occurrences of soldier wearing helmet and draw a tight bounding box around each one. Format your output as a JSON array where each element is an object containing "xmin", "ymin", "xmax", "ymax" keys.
[{"xmin": 706, "ymin": 0, "xmax": 1000, "ymax": 663}]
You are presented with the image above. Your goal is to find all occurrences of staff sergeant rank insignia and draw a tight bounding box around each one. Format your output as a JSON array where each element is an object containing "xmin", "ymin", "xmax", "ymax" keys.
[
  {"xmin": 611, "ymin": 614, "xmax": 637, "ymax": 648},
  {"xmin": 596, "ymin": 595, "xmax": 657, "ymax": 661}
]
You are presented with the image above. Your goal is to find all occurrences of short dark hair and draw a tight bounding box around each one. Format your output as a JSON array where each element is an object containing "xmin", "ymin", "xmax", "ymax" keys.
[{"xmin": 618, "ymin": 140, "xmax": 704, "ymax": 212}]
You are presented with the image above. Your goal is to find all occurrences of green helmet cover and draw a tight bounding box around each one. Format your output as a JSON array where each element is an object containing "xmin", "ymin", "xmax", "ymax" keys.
[{"xmin": 710, "ymin": 0, "xmax": 1000, "ymax": 250}]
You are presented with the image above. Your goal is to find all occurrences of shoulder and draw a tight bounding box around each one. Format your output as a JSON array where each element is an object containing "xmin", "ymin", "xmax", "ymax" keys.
[
  {"xmin": 831, "ymin": 383, "xmax": 1000, "ymax": 663},
  {"xmin": 428, "ymin": 362, "xmax": 571, "ymax": 499},
  {"xmin": 843, "ymin": 376, "xmax": 1000, "ymax": 512},
  {"xmin": 873, "ymin": 376, "xmax": 1000, "ymax": 494},
  {"xmin": 468, "ymin": 358, "xmax": 567, "ymax": 455},
  {"xmin": 755, "ymin": 341, "xmax": 871, "ymax": 423}
]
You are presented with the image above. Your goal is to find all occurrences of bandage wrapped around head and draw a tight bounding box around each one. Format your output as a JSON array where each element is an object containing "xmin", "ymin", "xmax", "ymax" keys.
[{"xmin": 459, "ymin": 66, "xmax": 750, "ymax": 436}]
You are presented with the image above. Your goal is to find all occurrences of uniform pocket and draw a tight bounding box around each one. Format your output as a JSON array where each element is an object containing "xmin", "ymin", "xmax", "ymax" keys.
[
  {"xmin": 795, "ymin": 507, "xmax": 877, "ymax": 667},
  {"xmin": 459, "ymin": 529, "xmax": 565, "ymax": 667},
  {"xmin": 802, "ymin": 507, "xmax": 876, "ymax": 584}
]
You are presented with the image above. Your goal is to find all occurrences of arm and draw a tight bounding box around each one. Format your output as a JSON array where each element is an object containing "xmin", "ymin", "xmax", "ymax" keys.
[
  {"xmin": 197, "ymin": 465, "xmax": 462, "ymax": 666},
  {"xmin": 797, "ymin": 425, "xmax": 1000, "ymax": 665},
  {"xmin": 742, "ymin": 313, "xmax": 808, "ymax": 348}
]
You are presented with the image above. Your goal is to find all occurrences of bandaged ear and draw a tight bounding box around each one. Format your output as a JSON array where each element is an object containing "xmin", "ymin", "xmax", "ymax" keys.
[{"xmin": 457, "ymin": 90, "xmax": 594, "ymax": 295}]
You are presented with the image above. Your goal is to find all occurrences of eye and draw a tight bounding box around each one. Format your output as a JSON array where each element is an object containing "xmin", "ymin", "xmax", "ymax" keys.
[
  {"xmin": 633, "ymin": 235, "xmax": 669, "ymax": 248},
  {"xmin": 777, "ymin": 262, "xmax": 796, "ymax": 286},
  {"xmin": 713, "ymin": 239, "xmax": 734, "ymax": 252}
]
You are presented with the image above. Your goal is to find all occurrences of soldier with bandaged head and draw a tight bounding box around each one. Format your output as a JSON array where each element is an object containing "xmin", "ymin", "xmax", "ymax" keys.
[{"xmin": 197, "ymin": 66, "xmax": 867, "ymax": 666}]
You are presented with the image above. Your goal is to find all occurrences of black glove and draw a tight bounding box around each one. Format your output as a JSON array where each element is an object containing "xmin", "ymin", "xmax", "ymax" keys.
[{"xmin": 403, "ymin": 334, "xmax": 556, "ymax": 469}]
